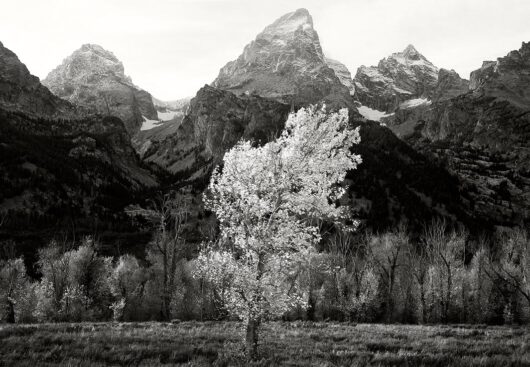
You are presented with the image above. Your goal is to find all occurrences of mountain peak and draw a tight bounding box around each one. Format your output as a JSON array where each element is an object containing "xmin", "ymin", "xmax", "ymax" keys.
[
  {"xmin": 354, "ymin": 44, "xmax": 439, "ymax": 112},
  {"xmin": 46, "ymin": 43, "xmax": 126, "ymax": 84},
  {"xmin": 80, "ymin": 43, "xmax": 106, "ymax": 52},
  {"xmin": 212, "ymin": 8, "xmax": 353, "ymax": 109},
  {"xmin": 74, "ymin": 44, "xmax": 122, "ymax": 67},
  {"xmin": 43, "ymin": 44, "xmax": 157, "ymax": 134},
  {"xmin": 262, "ymin": 8, "xmax": 314, "ymax": 36},
  {"xmin": 402, "ymin": 44, "xmax": 421, "ymax": 59}
]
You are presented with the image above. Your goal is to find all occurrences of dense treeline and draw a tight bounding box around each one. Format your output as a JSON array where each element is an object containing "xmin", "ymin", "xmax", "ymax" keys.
[{"xmin": 1, "ymin": 216, "xmax": 529, "ymax": 325}]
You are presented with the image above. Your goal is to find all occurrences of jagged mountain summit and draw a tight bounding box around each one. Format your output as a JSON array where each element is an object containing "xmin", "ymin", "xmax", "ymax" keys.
[
  {"xmin": 212, "ymin": 8, "xmax": 354, "ymax": 109},
  {"xmin": 354, "ymin": 44, "xmax": 442, "ymax": 115},
  {"xmin": 42, "ymin": 44, "xmax": 158, "ymax": 134}
]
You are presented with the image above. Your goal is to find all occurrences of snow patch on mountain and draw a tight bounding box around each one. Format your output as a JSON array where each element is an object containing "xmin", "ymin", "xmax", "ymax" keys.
[
  {"xmin": 358, "ymin": 105, "xmax": 394, "ymax": 121},
  {"xmin": 141, "ymin": 116, "xmax": 162, "ymax": 131},
  {"xmin": 400, "ymin": 98, "xmax": 431, "ymax": 109}
]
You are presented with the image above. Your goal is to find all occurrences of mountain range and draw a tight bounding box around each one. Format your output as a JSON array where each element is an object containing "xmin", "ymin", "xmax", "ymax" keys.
[{"xmin": 1, "ymin": 8, "xmax": 529, "ymax": 252}]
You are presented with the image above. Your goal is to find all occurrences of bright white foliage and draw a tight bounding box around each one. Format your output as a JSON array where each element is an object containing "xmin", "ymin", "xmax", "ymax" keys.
[{"xmin": 196, "ymin": 106, "xmax": 361, "ymax": 322}]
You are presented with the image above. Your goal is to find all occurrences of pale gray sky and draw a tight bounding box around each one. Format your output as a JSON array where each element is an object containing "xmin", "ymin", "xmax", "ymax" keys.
[{"xmin": 1, "ymin": 0, "xmax": 529, "ymax": 100}]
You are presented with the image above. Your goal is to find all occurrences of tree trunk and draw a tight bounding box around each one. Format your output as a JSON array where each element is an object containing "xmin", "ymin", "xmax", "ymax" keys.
[
  {"xmin": 420, "ymin": 282, "xmax": 427, "ymax": 324},
  {"xmin": 246, "ymin": 318, "xmax": 260, "ymax": 360},
  {"xmin": 306, "ymin": 290, "xmax": 316, "ymax": 321},
  {"xmin": 445, "ymin": 269, "xmax": 452, "ymax": 323},
  {"xmin": 6, "ymin": 297, "xmax": 15, "ymax": 323}
]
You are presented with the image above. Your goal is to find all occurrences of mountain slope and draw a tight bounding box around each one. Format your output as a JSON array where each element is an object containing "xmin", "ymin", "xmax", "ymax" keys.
[
  {"xmin": 397, "ymin": 42, "xmax": 530, "ymax": 227},
  {"xmin": 0, "ymin": 41, "xmax": 75, "ymax": 117},
  {"xmin": 0, "ymin": 41, "xmax": 157, "ymax": 240}
]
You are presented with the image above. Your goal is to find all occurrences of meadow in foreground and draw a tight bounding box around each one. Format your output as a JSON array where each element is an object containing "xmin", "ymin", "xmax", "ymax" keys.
[{"xmin": 0, "ymin": 321, "xmax": 528, "ymax": 366}]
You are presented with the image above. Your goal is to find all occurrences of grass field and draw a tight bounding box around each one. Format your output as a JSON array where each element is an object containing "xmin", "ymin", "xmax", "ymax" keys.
[{"xmin": 0, "ymin": 321, "xmax": 529, "ymax": 366}]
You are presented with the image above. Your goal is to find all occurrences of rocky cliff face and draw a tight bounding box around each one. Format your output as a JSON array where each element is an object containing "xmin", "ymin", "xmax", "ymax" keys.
[
  {"xmin": 0, "ymin": 41, "xmax": 157, "ymax": 239},
  {"xmin": 354, "ymin": 45, "xmax": 440, "ymax": 114},
  {"xmin": 398, "ymin": 42, "xmax": 530, "ymax": 227},
  {"xmin": 325, "ymin": 58, "xmax": 355, "ymax": 95},
  {"xmin": 42, "ymin": 44, "xmax": 158, "ymax": 135},
  {"xmin": 382, "ymin": 68, "xmax": 469, "ymax": 137},
  {"xmin": 131, "ymin": 97, "xmax": 190, "ymax": 156},
  {"xmin": 212, "ymin": 8, "xmax": 354, "ymax": 110},
  {"xmin": 433, "ymin": 68, "xmax": 470, "ymax": 102}
]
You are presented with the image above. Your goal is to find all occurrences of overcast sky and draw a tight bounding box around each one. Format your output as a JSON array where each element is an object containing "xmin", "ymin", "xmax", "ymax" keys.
[{"xmin": 1, "ymin": 0, "xmax": 529, "ymax": 100}]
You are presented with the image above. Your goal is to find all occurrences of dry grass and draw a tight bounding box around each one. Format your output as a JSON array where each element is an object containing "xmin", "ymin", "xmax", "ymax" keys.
[{"xmin": 0, "ymin": 321, "xmax": 529, "ymax": 366}]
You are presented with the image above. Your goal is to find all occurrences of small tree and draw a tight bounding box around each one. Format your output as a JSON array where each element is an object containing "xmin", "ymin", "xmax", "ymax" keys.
[
  {"xmin": 327, "ymin": 231, "xmax": 378, "ymax": 322},
  {"xmin": 487, "ymin": 229, "xmax": 530, "ymax": 322},
  {"xmin": 127, "ymin": 192, "xmax": 191, "ymax": 320},
  {"xmin": 109, "ymin": 254, "xmax": 147, "ymax": 321},
  {"xmin": 35, "ymin": 241, "xmax": 72, "ymax": 321},
  {"xmin": 67, "ymin": 237, "xmax": 113, "ymax": 319},
  {"xmin": 468, "ymin": 245, "xmax": 493, "ymax": 323},
  {"xmin": 423, "ymin": 219, "xmax": 467, "ymax": 323},
  {"xmin": 196, "ymin": 106, "xmax": 361, "ymax": 358},
  {"xmin": 408, "ymin": 242, "xmax": 431, "ymax": 323},
  {"xmin": 368, "ymin": 225, "xmax": 408, "ymax": 322},
  {"xmin": 0, "ymin": 257, "xmax": 29, "ymax": 323}
]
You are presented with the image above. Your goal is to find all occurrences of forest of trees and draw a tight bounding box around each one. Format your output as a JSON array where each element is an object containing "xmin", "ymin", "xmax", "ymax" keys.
[{"xmin": 0, "ymin": 222, "xmax": 529, "ymax": 326}]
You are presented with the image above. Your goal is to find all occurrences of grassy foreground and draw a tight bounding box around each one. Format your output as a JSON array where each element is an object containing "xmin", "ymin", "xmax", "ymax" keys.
[{"xmin": 0, "ymin": 321, "xmax": 529, "ymax": 366}]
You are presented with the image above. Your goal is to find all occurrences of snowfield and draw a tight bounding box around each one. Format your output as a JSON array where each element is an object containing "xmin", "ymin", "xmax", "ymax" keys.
[
  {"xmin": 140, "ymin": 116, "xmax": 162, "ymax": 131},
  {"xmin": 358, "ymin": 105, "xmax": 393, "ymax": 122}
]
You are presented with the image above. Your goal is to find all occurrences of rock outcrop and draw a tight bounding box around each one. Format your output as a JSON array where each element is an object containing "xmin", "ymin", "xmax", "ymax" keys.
[
  {"xmin": 43, "ymin": 44, "xmax": 158, "ymax": 134},
  {"xmin": 212, "ymin": 8, "xmax": 354, "ymax": 110},
  {"xmin": 325, "ymin": 58, "xmax": 355, "ymax": 95},
  {"xmin": 433, "ymin": 68, "xmax": 470, "ymax": 102}
]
